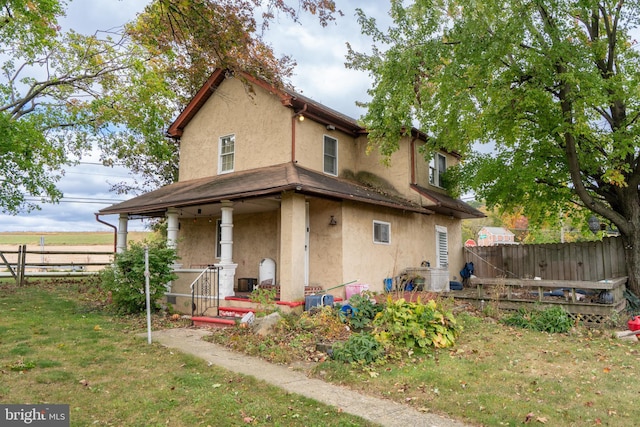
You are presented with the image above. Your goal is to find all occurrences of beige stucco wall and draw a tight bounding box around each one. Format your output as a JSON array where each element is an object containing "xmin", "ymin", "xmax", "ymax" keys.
[
  {"xmin": 176, "ymin": 210, "xmax": 279, "ymax": 286},
  {"xmin": 294, "ymin": 122, "xmax": 358, "ymax": 174},
  {"xmin": 178, "ymin": 77, "xmax": 292, "ymax": 181},
  {"xmin": 340, "ymin": 202, "xmax": 431, "ymax": 293},
  {"xmin": 351, "ymin": 137, "xmax": 411, "ymax": 200},
  {"xmin": 307, "ymin": 198, "xmax": 343, "ymax": 290},
  {"xmin": 233, "ymin": 211, "xmax": 279, "ymax": 283},
  {"xmin": 176, "ymin": 220, "xmax": 217, "ymax": 267},
  {"xmin": 337, "ymin": 202, "xmax": 464, "ymax": 294}
]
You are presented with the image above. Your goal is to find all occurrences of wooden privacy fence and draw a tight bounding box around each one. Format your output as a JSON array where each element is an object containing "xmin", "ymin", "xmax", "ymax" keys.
[
  {"xmin": 1, "ymin": 245, "xmax": 114, "ymax": 285},
  {"xmin": 460, "ymin": 237, "xmax": 629, "ymax": 324},
  {"xmin": 463, "ymin": 236, "xmax": 626, "ymax": 281}
]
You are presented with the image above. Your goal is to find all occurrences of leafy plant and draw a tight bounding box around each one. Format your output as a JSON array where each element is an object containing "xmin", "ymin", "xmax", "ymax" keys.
[
  {"xmin": 373, "ymin": 297, "xmax": 461, "ymax": 352},
  {"xmin": 100, "ymin": 239, "xmax": 178, "ymax": 314},
  {"xmin": 331, "ymin": 332, "xmax": 384, "ymax": 364},
  {"xmin": 249, "ymin": 286, "xmax": 277, "ymax": 315},
  {"xmin": 340, "ymin": 293, "xmax": 383, "ymax": 331},
  {"xmin": 502, "ymin": 306, "xmax": 573, "ymax": 333}
]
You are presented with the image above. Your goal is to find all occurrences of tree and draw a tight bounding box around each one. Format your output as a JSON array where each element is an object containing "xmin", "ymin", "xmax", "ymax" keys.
[
  {"xmin": 347, "ymin": 1, "xmax": 640, "ymax": 294},
  {"xmin": 1, "ymin": 0, "xmax": 340, "ymax": 211},
  {"xmin": 0, "ymin": 0, "xmax": 164, "ymax": 213}
]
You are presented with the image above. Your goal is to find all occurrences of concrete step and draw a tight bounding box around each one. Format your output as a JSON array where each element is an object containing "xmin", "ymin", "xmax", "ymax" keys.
[
  {"xmin": 218, "ymin": 306, "xmax": 256, "ymax": 317},
  {"xmin": 191, "ymin": 316, "xmax": 236, "ymax": 328}
]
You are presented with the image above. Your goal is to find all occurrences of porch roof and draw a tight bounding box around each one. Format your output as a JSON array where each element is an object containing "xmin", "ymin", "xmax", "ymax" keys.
[
  {"xmin": 99, "ymin": 163, "xmax": 432, "ymax": 216},
  {"xmin": 410, "ymin": 184, "xmax": 485, "ymax": 219}
]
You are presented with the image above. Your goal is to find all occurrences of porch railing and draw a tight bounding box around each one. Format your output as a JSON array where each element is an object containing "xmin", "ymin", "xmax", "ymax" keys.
[{"xmin": 190, "ymin": 265, "xmax": 220, "ymax": 318}]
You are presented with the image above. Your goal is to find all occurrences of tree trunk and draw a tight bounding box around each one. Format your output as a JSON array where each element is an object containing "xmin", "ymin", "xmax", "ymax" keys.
[{"xmin": 623, "ymin": 232, "xmax": 640, "ymax": 296}]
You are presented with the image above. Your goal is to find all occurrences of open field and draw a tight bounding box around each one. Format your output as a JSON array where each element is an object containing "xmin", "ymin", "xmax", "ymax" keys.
[{"xmin": 0, "ymin": 231, "xmax": 152, "ymax": 246}]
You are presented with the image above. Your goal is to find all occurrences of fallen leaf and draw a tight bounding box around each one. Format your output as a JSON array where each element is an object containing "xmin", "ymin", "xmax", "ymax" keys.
[
  {"xmin": 524, "ymin": 412, "xmax": 535, "ymax": 423},
  {"xmin": 536, "ymin": 416, "xmax": 547, "ymax": 423},
  {"xmin": 603, "ymin": 367, "xmax": 611, "ymax": 373}
]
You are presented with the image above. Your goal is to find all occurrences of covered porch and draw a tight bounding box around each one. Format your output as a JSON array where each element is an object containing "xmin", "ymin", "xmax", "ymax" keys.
[{"xmin": 98, "ymin": 163, "xmax": 430, "ymax": 313}]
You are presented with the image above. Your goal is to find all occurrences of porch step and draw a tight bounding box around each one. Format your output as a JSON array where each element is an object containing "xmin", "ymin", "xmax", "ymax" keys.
[
  {"xmin": 192, "ymin": 316, "xmax": 236, "ymax": 328},
  {"xmin": 218, "ymin": 306, "xmax": 256, "ymax": 318}
]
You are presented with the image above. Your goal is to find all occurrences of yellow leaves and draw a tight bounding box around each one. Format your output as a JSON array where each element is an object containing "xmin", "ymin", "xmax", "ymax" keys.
[{"xmin": 602, "ymin": 169, "xmax": 628, "ymax": 187}]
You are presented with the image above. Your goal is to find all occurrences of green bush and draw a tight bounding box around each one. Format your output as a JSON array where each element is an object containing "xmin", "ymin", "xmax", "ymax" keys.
[
  {"xmin": 340, "ymin": 293, "xmax": 383, "ymax": 330},
  {"xmin": 502, "ymin": 306, "xmax": 573, "ymax": 333},
  {"xmin": 331, "ymin": 332, "xmax": 385, "ymax": 364},
  {"xmin": 373, "ymin": 297, "xmax": 461, "ymax": 352},
  {"xmin": 100, "ymin": 240, "xmax": 178, "ymax": 314}
]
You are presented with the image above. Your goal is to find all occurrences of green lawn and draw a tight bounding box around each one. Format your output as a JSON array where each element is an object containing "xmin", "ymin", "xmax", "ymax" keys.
[
  {"xmin": 210, "ymin": 297, "xmax": 640, "ymax": 427},
  {"xmin": 0, "ymin": 279, "xmax": 375, "ymax": 427}
]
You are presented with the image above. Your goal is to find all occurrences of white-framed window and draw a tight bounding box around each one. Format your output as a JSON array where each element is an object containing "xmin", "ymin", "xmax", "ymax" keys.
[
  {"xmin": 323, "ymin": 135, "xmax": 338, "ymax": 176},
  {"xmin": 373, "ymin": 220, "xmax": 391, "ymax": 244},
  {"xmin": 435, "ymin": 225, "xmax": 449, "ymax": 267},
  {"xmin": 218, "ymin": 134, "xmax": 235, "ymax": 174},
  {"xmin": 429, "ymin": 152, "xmax": 446, "ymax": 187}
]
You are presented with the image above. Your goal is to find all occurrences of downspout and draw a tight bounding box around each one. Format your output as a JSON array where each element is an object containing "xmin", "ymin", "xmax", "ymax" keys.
[
  {"xmin": 95, "ymin": 213, "xmax": 117, "ymax": 253},
  {"xmin": 410, "ymin": 137, "xmax": 417, "ymax": 185},
  {"xmin": 292, "ymin": 104, "xmax": 307, "ymax": 163}
]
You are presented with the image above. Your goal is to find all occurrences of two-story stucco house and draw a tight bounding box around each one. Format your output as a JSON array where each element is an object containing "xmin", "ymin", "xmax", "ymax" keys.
[{"xmin": 98, "ymin": 68, "xmax": 483, "ymax": 311}]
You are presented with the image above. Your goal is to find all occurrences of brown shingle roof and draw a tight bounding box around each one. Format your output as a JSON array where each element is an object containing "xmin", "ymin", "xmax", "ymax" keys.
[
  {"xmin": 99, "ymin": 163, "xmax": 432, "ymax": 216},
  {"xmin": 410, "ymin": 184, "xmax": 485, "ymax": 219}
]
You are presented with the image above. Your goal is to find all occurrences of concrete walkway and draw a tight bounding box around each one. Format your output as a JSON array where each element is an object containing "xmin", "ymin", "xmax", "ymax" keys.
[{"xmin": 148, "ymin": 328, "xmax": 472, "ymax": 427}]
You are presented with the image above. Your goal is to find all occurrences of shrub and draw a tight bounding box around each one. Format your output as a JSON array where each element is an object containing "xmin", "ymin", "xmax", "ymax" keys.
[
  {"xmin": 100, "ymin": 240, "xmax": 178, "ymax": 314},
  {"xmin": 331, "ymin": 332, "xmax": 385, "ymax": 364},
  {"xmin": 373, "ymin": 297, "xmax": 461, "ymax": 352},
  {"xmin": 340, "ymin": 292, "xmax": 383, "ymax": 331},
  {"xmin": 502, "ymin": 306, "xmax": 573, "ymax": 333}
]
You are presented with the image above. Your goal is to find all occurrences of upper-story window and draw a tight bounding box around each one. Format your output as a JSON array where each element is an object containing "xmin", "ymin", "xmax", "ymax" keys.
[
  {"xmin": 219, "ymin": 134, "xmax": 235, "ymax": 174},
  {"xmin": 429, "ymin": 153, "xmax": 446, "ymax": 187},
  {"xmin": 323, "ymin": 135, "xmax": 338, "ymax": 176}
]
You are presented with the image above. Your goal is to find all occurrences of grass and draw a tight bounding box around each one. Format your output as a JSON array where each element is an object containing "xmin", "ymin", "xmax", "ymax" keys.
[
  {"xmin": 0, "ymin": 279, "xmax": 375, "ymax": 427},
  {"xmin": 0, "ymin": 231, "xmax": 151, "ymax": 246},
  {"xmin": 210, "ymin": 298, "xmax": 640, "ymax": 427}
]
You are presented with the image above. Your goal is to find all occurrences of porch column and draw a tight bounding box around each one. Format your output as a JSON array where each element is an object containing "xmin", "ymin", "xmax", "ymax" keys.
[
  {"xmin": 116, "ymin": 213, "xmax": 128, "ymax": 253},
  {"xmin": 166, "ymin": 208, "xmax": 179, "ymax": 250},
  {"xmin": 217, "ymin": 200, "xmax": 237, "ymax": 298},
  {"xmin": 279, "ymin": 191, "xmax": 306, "ymax": 302}
]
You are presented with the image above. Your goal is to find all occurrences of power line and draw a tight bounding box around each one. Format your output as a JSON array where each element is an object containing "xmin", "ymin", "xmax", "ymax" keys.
[{"xmin": 25, "ymin": 196, "xmax": 126, "ymax": 204}]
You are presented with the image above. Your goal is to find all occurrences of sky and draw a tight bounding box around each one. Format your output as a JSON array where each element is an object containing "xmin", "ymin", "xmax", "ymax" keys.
[{"xmin": 0, "ymin": 0, "xmax": 389, "ymax": 232}]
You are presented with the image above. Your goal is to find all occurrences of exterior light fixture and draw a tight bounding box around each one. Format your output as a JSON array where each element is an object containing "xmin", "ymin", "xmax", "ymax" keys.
[
  {"xmin": 298, "ymin": 115, "xmax": 305, "ymax": 122},
  {"xmin": 329, "ymin": 215, "xmax": 337, "ymax": 226}
]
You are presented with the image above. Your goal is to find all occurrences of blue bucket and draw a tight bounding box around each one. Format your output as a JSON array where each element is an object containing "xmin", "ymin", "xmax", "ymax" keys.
[{"xmin": 384, "ymin": 278, "xmax": 393, "ymax": 292}]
